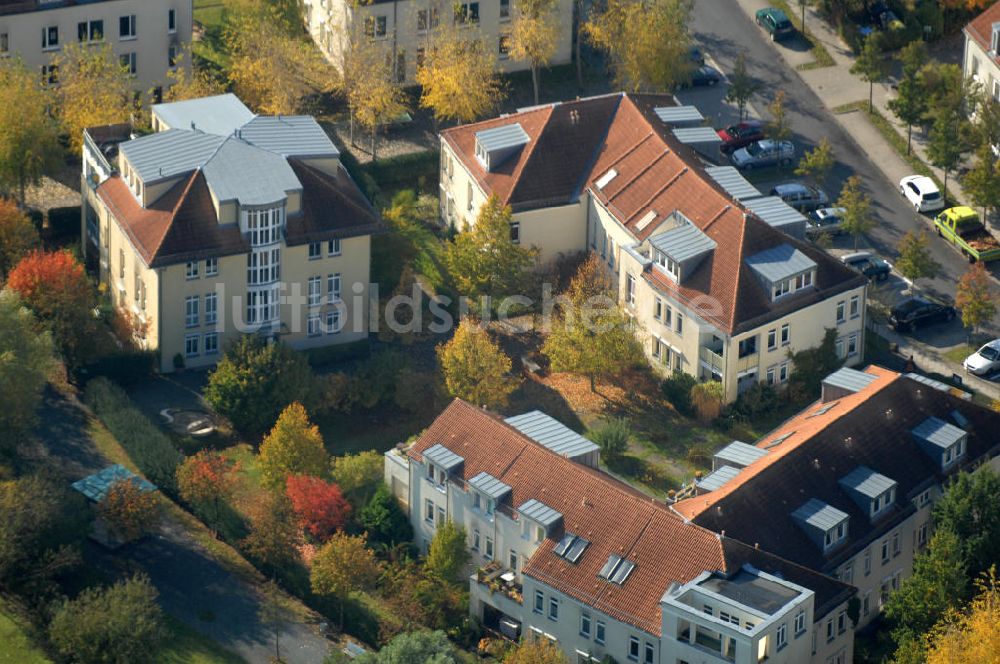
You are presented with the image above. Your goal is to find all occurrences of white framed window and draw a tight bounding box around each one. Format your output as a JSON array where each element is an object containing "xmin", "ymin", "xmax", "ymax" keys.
[
  {"xmin": 548, "ymin": 597, "xmax": 559, "ymax": 621},
  {"xmin": 327, "ymin": 238, "xmax": 341, "ymax": 256},
  {"xmin": 892, "ymin": 531, "xmax": 900, "ymax": 556},
  {"xmin": 424, "ymin": 498, "xmax": 433, "ymax": 523},
  {"xmin": 850, "ymin": 295, "xmax": 860, "ymax": 318},
  {"xmin": 41, "ymin": 63, "xmax": 58, "ymax": 86},
  {"xmin": 794, "ymin": 611, "xmax": 806, "ymax": 635},
  {"xmin": 864, "ymin": 549, "xmax": 872, "ymax": 575},
  {"xmin": 837, "ymin": 610, "xmax": 846, "ymax": 634},
  {"xmin": 917, "ymin": 523, "xmax": 928, "ymax": 548},
  {"xmin": 204, "ymin": 332, "xmax": 219, "ymax": 355},
  {"xmin": 308, "ymin": 242, "xmax": 321, "ymax": 259},
  {"xmin": 644, "ymin": 642, "xmax": 654, "ymax": 664},
  {"xmin": 826, "ymin": 618, "xmax": 834, "ymax": 642},
  {"xmin": 781, "ymin": 323, "xmax": 790, "ymax": 345},
  {"xmin": 836, "ymin": 300, "xmax": 845, "ymax": 324},
  {"xmin": 580, "ymin": 611, "xmax": 591, "ymax": 638},
  {"xmin": 185, "ymin": 296, "xmax": 199, "ymax": 328},
  {"xmin": 325, "ymin": 310, "xmax": 342, "ymax": 334},
  {"xmin": 836, "ymin": 338, "xmax": 845, "ymax": 358},
  {"xmin": 472, "ymin": 528, "xmax": 480, "ymax": 550},
  {"xmin": 626, "ymin": 273, "xmax": 636, "ymax": 306},
  {"xmin": 595, "ymin": 621, "xmax": 605, "ymax": 645},
  {"xmin": 848, "ymin": 332, "xmax": 859, "ymax": 356},
  {"xmin": 628, "ymin": 636, "xmax": 639, "ymax": 661},
  {"xmin": 779, "ymin": 361, "xmax": 789, "ymax": 383},
  {"xmin": 365, "ymin": 14, "xmax": 388, "ymax": 38},
  {"xmin": 119, "ymin": 14, "xmax": 137, "ymax": 40},
  {"xmin": 168, "ymin": 9, "xmax": 177, "ymax": 33},
  {"xmin": 454, "ymin": 1, "xmax": 480, "ymax": 24},
  {"xmin": 436, "ymin": 506, "xmax": 445, "ymax": 525},
  {"xmin": 675, "ymin": 312, "xmax": 683, "ymax": 335},
  {"xmin": 777, "ymin": 622, "xmax": 787, "ymax": 649},
  {"xmin": 766, "ymin": 367, "xmax": 776, "ymax": 385},
  {"xmin": 169, "ymin": 44, "xmax": 179, "ymax": 67},
  {"xmin": 881, "ymin": 538, "xmax": 890, "ymax": 563},
  {"xmin": 499, "ymin": 32, "xmax": 511, "ymax": 59},
  {"xmin": 653, "ymin": 297, "xmax": 662, "ymax": 321},
  {"xmin": 500, "ymin": 0, "xmax": 510, "ymax": 20},
  {"xmin": 308, "ymin": 313, "xmax": 321, "ymax": 337},
  {"xmin": 246, "ymin": 207, "xmax": 283, "ymax": 246},
  {"xmin": 205, "ymin": 292, "xmax": 218, "ymax": 325},
  {"xmin": 328, "ymin": 273, "xmax": 341, "ymax": 302},
  {"xmin": 485, "ymin": 536, "xmax": 494, "ymax": 559},
  {"xmin": 205, "ymin": 257, "xmax": 218, "ymax": 276},
  {"xmin": 0, "ymin": 32, "xmax": 9, "ymax": 54},
  {"xmin": 534, "ymin": 591, "xmax": 544, "ymax": 613},
  {"xmin": 77, "ymin": 19, "xmax": 104, "ymax": 42},
  {"xmin": 510, "ymin": 221, "xmax": 520, "ymax": 244},
  {"xmin": 509, "ymin": 549, "xmax": 517, "ymax": 571},
  {"xmin": 42, "ymin": 26, "xmax": 59, "ymax": 50},
  {"xmin": 308, "ymin": 276, "xmax": 321, "ymax": 307},
  {"xmin": 185, "ymin": 334, "xmax": 199, "ymax": 357},
  {"xmin": 186, "ymin": 261, "xmax": 199, "ymax": 280},
  {"xmin": 767, "ymin": 328, "xmax": 777, "ymax": 350}
]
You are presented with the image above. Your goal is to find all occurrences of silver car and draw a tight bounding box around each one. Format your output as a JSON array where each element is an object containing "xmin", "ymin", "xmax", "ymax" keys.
[
  {"xmin": 730, "ymin": 139, "xmax": 796, "ymax": 171},
  {"xmin": 771, "ymin": 183, "xmax": 830, "ymax": 212}
]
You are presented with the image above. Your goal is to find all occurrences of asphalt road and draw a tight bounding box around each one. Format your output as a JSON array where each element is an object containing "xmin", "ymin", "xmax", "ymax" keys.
[{"xmin": 685, "ymin": 0, "xmax": 1000, "ymax": 327}]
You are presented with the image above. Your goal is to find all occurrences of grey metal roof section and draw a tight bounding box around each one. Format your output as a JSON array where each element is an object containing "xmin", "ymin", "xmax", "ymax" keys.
[
  {"xmin": 423, "ymin": 443, "xmax": 464, "ymax": 471},
  {"xmin": 791, "ymin": 498, "xmax": 848, "ymax": 531},
  {"xmin": 504, "ymin": 411, "xmax": 599, "ymax": 459},
  {"xmin": 696, "ymin": 465, "xmax": 741, "ymax": 492},
  {"xmin": 654, "ymin": 105, "xmax": 704, "ymax": 125},
  {"xmin": 475, "ymin": 123, "xmax": 530, "ymax": 151},
  {"xmin": 823, "ymin": 367, "xmax": 879, "ymax": 394},
  {"xmin": 715, "ymin": 440, "xmax": 769, "ymax": 468},
  {"xmin": 151, "ymin": 93, "xmax": 255, "ymax": 137},
  {"xmin": 649, "ymin": 221, "xmax": 717, "ymax": 262},
  {"xmin": 912, "ymin": 416, "xmax": 966, "ymax": 450},
  {"xmin": 201, "ymin": 139, "xmax": 301, "ymax": 205},
  {"xmin": 672, "ymin": 126, "xmax": 723, "ymax": 145},
  {"xmin": 904, "ymin": 372, "xmax": 969, "ymax": 399},
  {"xmin": 745, "ymin": 243, "xmax": 818, "ymax": 283},
  {"xmin": 119, "ymin": 129, "xmax": 224, "ymax": 183},
  {"xmin": 240, "ymin": 115, "xmax": 340, "ymax": 158},
  {"xmin": 704, "ymin": 166, "xmax": 762, "ymax": 201},
  {"xmin": 518, "ymin": 498, "xmax": 562, "ymax": 528},
  {"xmin": 839, "ymin": 466, "xmax": 896, "ymax": 498},
  {"xmin": 468, "ymin": 471, "xmax": 512, "ymax": 500},
  {"xmin": 742, "ymin": 196, "xmax": 807, "ymax": 230}
]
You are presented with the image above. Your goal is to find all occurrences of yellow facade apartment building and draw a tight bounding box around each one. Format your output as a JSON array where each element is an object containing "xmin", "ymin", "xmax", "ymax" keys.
[
  {"xmin": 440, "ymin": 93, "xmax": 869, "ymax": 403},
  {"xmin": 81, "ymin": 94, "xmax": 382, "ymax": 373}
]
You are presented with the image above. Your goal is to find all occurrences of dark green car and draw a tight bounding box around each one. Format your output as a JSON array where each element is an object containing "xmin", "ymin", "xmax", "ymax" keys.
[{"xmin": 755, "ymin": 7, "xmax": 795, "ymax": 41}]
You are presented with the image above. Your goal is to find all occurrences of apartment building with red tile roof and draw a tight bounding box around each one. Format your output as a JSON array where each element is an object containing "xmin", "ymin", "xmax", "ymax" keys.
[{"xmin": 963, "ymin": 2, "xmax": 1000, "ymax": 102}]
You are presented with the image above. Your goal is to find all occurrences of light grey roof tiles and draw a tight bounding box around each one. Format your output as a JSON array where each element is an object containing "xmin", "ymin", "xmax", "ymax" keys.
[
  {"xmin": 475, "ymin": 123, "xmax": 530, "ymax": 152},
  {"xmin": 745, "ymin": 243, "xmax": 818, "ymax": 283},
  {"xmin": 423, "ymin": 443, "xmax": 464, "ymax": 471},
  {"xmin": 504, "ymin": 411, "xmax": 599, "ymax": 459},
  {"xmin": 518, "ymin": 498, "xmax": 562, "ymax": 528},
  {"xmin": 240, "ymin": 116, "xmax": 339, "ymax": 158},
  {"xmin": 649, "ymin": 221, "xmax": 717, "ymax": 263},
  {"xmin": 654, "ymin": 105, "xmax": 704, "ymax": 125},
  {"xmin": 714, "ymin": 440, "xmax": 769, "ymax": 468},
  {"xmin": 119, "ymin": 129, "xmax": 225, "ymax": 183},
  {"xmin": 839, "ymin": 466, "xmax": 896, "ymax": 498},
  {"xmin": 791, "ymin": 498, "xmax": 848, "ymax": 531},
  {"xmin": 823, "ymin": 367, "xmax": 878, "ymax": 395},
  {"xmin": 468, "ymin": 471, "xmax": 512, "ymax": 500},
  {"xmin": 704, "ymin": 166, "xmax": 762, "ymax": 201},
  {"xmin": 912, "ymin": 416, "xmax": 967, "ymax": 449},
  {"xmin": 152, "ymin": 93, "xmax": 256, "ymax": 137},
  {"xmin": 696, "ymin": 465, "xmax": 741, "ymax": 492},
  {"xmin": 671, "ymin": 126, "xmax": 723, "ymax": 144},
  {"xmin": 741, "ymin": 196, "xmax": 807, "ymax": 230},
  {"xmin": 201, "ymin": 139, "xmax": 301, "ymax": 205}
]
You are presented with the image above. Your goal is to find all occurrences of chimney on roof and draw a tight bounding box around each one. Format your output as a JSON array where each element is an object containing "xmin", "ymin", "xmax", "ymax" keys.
[
  {"xmin": 190, "ymin": 121, "xmax": 196, "ymax": 131},
  {"xmin": 754, "ymin": 542, "xmax": 759, "ymax": 549},
  {"xmin": 570, "ymin": 109, "xmax": 579, "ymax": 125}
]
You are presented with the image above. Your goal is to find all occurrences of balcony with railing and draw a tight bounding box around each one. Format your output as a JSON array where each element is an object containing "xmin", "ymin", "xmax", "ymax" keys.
[
  {"xmin": 700, "ymin": 344, "xmax": 724, "ymax": 373},
  {"xmin": 677, "ymin": 624, "xmax": 736, "ymax": 663},
  {"xmin": 476, "ymin": 561, "xmax": 523, "ymax": 606}
]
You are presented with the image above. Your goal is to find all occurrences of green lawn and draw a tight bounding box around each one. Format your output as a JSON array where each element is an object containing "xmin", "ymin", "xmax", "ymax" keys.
[
  {"xmin": 158, "ymin": 618, "xmax": 246, "ymax": 664},
  {"xmin": 0, "ymin": 599, "xmax": 50, "ymax": 664}
]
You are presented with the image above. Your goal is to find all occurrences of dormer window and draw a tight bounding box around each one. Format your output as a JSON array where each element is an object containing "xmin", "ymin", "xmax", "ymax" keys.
[
  {"xmin": 839, "ymin": 466, "xmax": 897, "ymax": 522},
  {"xmin": 517, "ymin": 498, "xmax": 562, "ymax": 541},
  {"xmin": 653, "ymin": 250, "xmax": 680, "ymax": 282},
  {"xmin": 792, "ymin": 498, "xmax": 849, "ymax": 553},
  {"xmin": 468, "ymin": 471, "xmax": 511, "ymax": 516},
  {"xmin": 473, "ymin": 123, "xmax": 529, "ymax": 172},
  {"xmin": 746, "ymin": 244, "xmax": 818, "ymax": 303},
  {"xmin": 824, "ymin": 520, "xmax": 848, "ymax": 549},
  {"xmin": 912, "ymin": 416, "xmax": 968, "ymax": 471},
  {"xmin": 648, "ymin": 212, "xmax": 716, "ymax": 284},
  {"xmin": 992, "ymin": 22, "xmax": 1000, "ymax": 53},
  {"xmin": 422, "ymin": 443, "xmax": 464, "ymax": 488}
]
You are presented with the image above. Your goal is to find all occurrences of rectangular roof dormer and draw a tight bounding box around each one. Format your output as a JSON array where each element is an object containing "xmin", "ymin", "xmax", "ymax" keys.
[
  {"xmin": 839, "ymin": 466, "xmax": 897, "ymax": 521},
  {"xmin": 912, "ymin": 416, "xmax": 968, "ymax": 470},
  {"xmin": 468, "ymin": 471, "xmax": 511, "ymax": 516},
  {"xmin": 648, "ymin": 210, "xmax": 717, "ymax": 283},
  {"xmin": 745, "ymin": 244, "xmax": 818, "ymax": 302},
  {"xmin": 422, "ymin": 443, "xmax": 463, "ymax": 488},
  {"xmin": 792, "ymin": 499, "xmax": 848, "ymax": 553},
  {"xmin": 518, "ymin": 498, "xmax": 562, "ymax": 541},
  {"xmin": 474, "ymin": 123, "xmax": 529, "ymax": 172}
]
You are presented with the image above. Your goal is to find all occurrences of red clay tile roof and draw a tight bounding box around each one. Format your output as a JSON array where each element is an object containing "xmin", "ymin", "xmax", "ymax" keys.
[
  {"xmin": 410, "ymin": 398, "xmax": 729, "ymax": 635},
  {"xmin": 286, "ymin": 160, "xmax": 384, "ymax": 246},
  {"xmin": 965, "ymin": 1, "xmax": 1000, "ymax": 62}
]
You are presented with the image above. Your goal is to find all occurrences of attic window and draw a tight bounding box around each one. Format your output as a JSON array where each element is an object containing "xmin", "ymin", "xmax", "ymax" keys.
[
  {"xmin": 824, "ymin": 521, "xmax": 848, "ymax": 550},
  {"xmin": 764, "ymin": 431, "xmax": 794, "ymax": 449},
  {"xmin": 474, "ymin": 123, "xmax": 529, "ymax": 172},
  {"xmin": 839, "ymin": 466, "xmax": 897, "ymax": 522},
  {"xmin": 993, "ymin": 23, "xmax": 1000, "ymax": 53},
  {"xmin": 595, "ymin": 168, "xmax": 618, "ymax": 190},
  {"xmin": 598, "ymin": 554, "xmax": 636, "ymax": 585},
  {"xmin": 554, "ymin": 533, "xmax": 589, "ymax": 563},
  {"xmin": 808, "ymin": 402, "xmax": 838, "ymax": 418},
  {"xmin": 636, "ymin": 210, "xmax": 658, "ymax": 232},
  {"xmin": 912, "ymin": 416, "xmax": 968, "ymax": 470}
]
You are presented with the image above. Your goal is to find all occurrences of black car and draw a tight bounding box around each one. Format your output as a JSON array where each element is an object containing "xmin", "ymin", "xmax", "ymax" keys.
[
  {"xmin": 840, "ymin": 251, "xmax": 891, "ymax": 281},
  {"xmin": 684, "ymin": 65, "xmax": 722, "ymax": 87},
  {"xmin": 889, "ymin": 297, "xmax": 956, "ymax": 333}
]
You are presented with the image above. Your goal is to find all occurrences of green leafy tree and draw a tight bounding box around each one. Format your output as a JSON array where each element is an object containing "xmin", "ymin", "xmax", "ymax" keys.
[
  {"xmin": 932, "ymin": 469, "xmax": 1000, "ymax": 580},
  {"xmin": 204, "ymin": 335, "xmax": 316, "ymax": 435},
  {"xmin": 310, "ymin": 532, "xmax": 382, "ymax": 628},
  {"xmin": 436, "ymin": 319, "xmax": 516, "ymax": 408},
  {"xmin": 926, "ymin": 106, "xmax": 968, "ymax": 206},
  {"xmin": 766, "ymin": 91, "xmax": 792, "ymax": 144},
  {"xmin": 837, "ymin": 175, "xmax": 875, "ymax": 250},
  {"xmin": 49, "ymin": 574, "xmax": 164, "ymax": 664},
  {"xmin": 359, "ymin": 483, "xmax": 413, "ymax": 549},
  {"xmin": 896, "ymin": 231, "xmax": 940, "ymax": 290},
  {"xmin": 331, "ymin": 450, "xmax": 385, "ymax": 508},
  {"xmin": 583, "ymin": 0, "xmax": 694, "ymax": 92},
  {"xmin": 354, "ymin": 630, "xmax": 459, "ymax": 664},
  {"xmin": 542, "ymin": 255, "xmax": 645, "ymax": 392},
  {"xmin": 786, "ymin": 328, "xmax": 841, "ymax": 403},
  {"xmin": 425, "ymin": 519, "xmax": 470, "ymax": 585},
  {"xmin": 887, "ymin": 40, "xmax": 929, "ymax": 154},
  {"xmin": 956, "ymin": 262, "xmax": 997, "ymax": 339},
  {"xmin": 850, "ymin": 34, "xmax": 887, "ymax": 112},
  {"xmin": 725, "ymin": 53, "xmax": 762, "ymax": 121},
  {"xmin": 0, "ymin": 199, "xmax": 40, "ymax": 279},
  {"xmin": 794, "ymin": 137, "xmax": 835, "ymax": 188},
  {"xmin": 445, "ymin": 194, "xmax": 538, "ymax": 304},
  {"xmin": 963, "ymin": 144, "xmax": 1000, "ymax": 220},
  {"xmin": 586, "ymin": 418, "xmax": 631, "ymax": 461},
  {"xmin": 0, "ymin": 59, "xmax": 62, "ymax": 205},
  {"xmin": 0, "ymin": 291, "xmax": 54, "ymax": 455},
  {"xmin": 970, "ymin": 92, "xmax": 1000, "ymax": 152},
  {"xmin": 258, "ymin": 402, "xmax": 329, "ymax": 489}
]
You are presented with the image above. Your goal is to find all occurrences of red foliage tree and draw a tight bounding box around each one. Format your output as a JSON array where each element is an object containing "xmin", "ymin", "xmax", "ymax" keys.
[
  {"xmin": 7, "ymin": 249, "xmax": 97, "ymax": 365},
  {"xmin": 285, "ymin": 475, "xmax": 351, "ymax": 542},
  {"xmin": 98, "ymin": 479, "xmax": 161, "ymax": 543},
  {"xmin": 176, "ymin": 450, "xmax": 238, "ymax": 530}
]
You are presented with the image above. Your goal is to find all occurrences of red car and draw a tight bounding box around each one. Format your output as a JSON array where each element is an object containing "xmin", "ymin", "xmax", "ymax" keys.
[{"xmin": 718, "ymin": 121, "xmax": 765, "ymax": 154}]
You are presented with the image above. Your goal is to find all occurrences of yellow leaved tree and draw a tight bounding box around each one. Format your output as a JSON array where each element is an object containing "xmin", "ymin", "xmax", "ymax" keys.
[
  {"xmin": 162, "ymin": 47, "xmax": 226, "ymax": 103},
  {"xmin": 925, "ymin": 571, "xmax": 1000, "ymax": 664},
  {"xmin": 0, "ymin": 58, "xmax": 62, "ymax": 204},
  {"xmin": 510, "ymin": 0, "xmax": 560, "ymax": 105},
  {"xmin": 416, "ymin": 21, "xmax": 504, "ymax": 125}
]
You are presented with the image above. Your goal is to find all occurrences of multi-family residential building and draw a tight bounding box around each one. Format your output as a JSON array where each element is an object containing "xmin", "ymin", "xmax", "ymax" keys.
[
  {"xmin": 963, "ymin": 1, "xmax": 1000, "ymax": 102},
  {"xmin": 384, "ymin": 399, "xmax": 856, "ymax": 664},
  {"xmin": 439, "ymin": 93, "xmax": 869, "ymax": 403},
  {"xmin": 81, "ymin": 94, "xmax": 382, "ymax": 373},
  {"xmin": 0, "ymin": 0, "xmax": 192, "ymax": 97},
  {"xmin": 674, "ymin": 365, "xmax": 1000, "ymax": 642},
  {"xmin": 301, "ymin": 0, "xmax": 573, "ymax": 85}
]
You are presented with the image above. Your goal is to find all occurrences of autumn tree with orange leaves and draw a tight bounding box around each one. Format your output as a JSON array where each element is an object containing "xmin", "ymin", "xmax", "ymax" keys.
[
  {"xmin": 98, "ymin": 479, "xmax": 161, "ymax": 543},
  {"xmin": 285, "ymin": 474, "xmax": 351, "ymax": 542},
  {"xmin": 176, "ymin": 450, "xmax": 239, "ymax": 531},
  {"xmin": 7, "ymin": 249, "xmax": 98, "ymax": 365}
]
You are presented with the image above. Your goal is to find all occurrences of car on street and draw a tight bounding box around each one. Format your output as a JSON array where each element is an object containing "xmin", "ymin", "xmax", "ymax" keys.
[
  {"xmin": 963, "ymin": 339, "xmax": 1000, "ymax": 376},
  {"xmin": 718, "ymin": 121, "xmax": 765, "ymax": 154},
  {"xmin": 889, "ymin": 296, "xmax": 956, "ymax": 333},
  {"xmin": 933, "ymin": 206, "xmax": 1000, "ymax": 263},
  {"xmin": 770, "ymin": 183, "xmax": 829, "ymax": 212},
  {"xmin": 806, "ymin": 207, "xmax": 846, "ymax": 238},
  {"xmin": 730, "ymin": 139, "xmax": 795, "ymax": 170},
  {"xmin": 684, "ymin": 65, "xmax": 722, "ymax": 87},
  {"xmin": 899, "ymin": 175, "xmax": 944, "ymax": 213},
  {"xmin": 840, "ymin": 251, "xmax": 891, "ymax": 281},
  {"xmin": 755, "ymin": 7, "xmax": 795, "ymax": 41}
]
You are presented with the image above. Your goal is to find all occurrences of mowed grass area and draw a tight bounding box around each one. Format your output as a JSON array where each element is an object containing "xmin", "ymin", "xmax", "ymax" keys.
[
  {"xmin": 0, "ymin": 599, "xmax": 50, "ymax": 664},
  {"xmin": 158, "ymin": 618, "xmax": 247, "ymax": 664}
]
